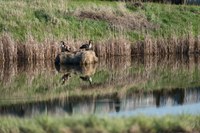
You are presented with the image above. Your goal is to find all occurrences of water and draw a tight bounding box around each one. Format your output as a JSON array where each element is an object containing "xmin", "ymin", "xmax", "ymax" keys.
[{"xmin": 1, "ymin": 55, "xmax": 200, "ymax": 117}]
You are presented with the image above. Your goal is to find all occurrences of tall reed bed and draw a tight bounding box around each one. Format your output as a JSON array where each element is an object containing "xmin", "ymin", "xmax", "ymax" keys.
[
  {"xmin": 132, "ymin": 34, "xmax": 200, "ymax": 55},
  {"xmin": 1, "ymin": 34, "xmax": 200, "ymax": 62},
  {"xmin": 95, "ymin": 37, "xmax": 131, "ymax": 57},
  {"xmin": 0, "ymin": 34, "xmax": 60, "ymax": 62},
  {"xmin": 0, "ymin": 34, "xmax": 132, "ymax": 62}
]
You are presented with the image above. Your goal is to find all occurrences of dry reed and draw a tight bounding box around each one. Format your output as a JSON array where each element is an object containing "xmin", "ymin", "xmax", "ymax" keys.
[
  {"xmin": 1, "ymin": 34, "xmax": 200, "ymax": 63},
  {"xmin": 0, "ymin": 34, "xmax": 60, "ymax": 62},
  {"xmin": 94, "ymin": 37, "xmax": 131, "ymax": 57},
  {"xmin": 132, "ymin": 34, "xmax": 200, "ymax": 55}
]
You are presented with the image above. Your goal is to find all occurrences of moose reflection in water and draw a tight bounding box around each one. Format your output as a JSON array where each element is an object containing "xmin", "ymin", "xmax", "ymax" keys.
[
  {"xmin": 80, "ymin": 75, "xmax": 92, "ymax": 85},
  {"xmin": 57, "ymin": 63, "xmax": 96, "ymax": 86},
  {"xmin": 0, "ymin": 87, "xmax": 200, "ymax": 117},
  {"xmin": 61, "ymin": 73, "xmax": 71, "ymax": 85}
]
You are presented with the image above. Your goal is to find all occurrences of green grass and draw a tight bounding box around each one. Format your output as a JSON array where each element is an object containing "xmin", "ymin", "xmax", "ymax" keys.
[
  {"xmin": 0, "ymin": 0, "xmax": 200, "ymax": 42},
  {"xmin": 0, "ymin": 114, "xmax": 199, "ymax": 133},
  {"xmin": 142, "ymin": 4, "xmax": 200, "ymax": 37}
]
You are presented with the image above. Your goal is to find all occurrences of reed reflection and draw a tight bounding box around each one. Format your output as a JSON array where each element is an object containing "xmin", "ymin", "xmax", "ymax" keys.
[{"xmin": 0, "ymin": 55, "xmax": 200, "ymax": 117}]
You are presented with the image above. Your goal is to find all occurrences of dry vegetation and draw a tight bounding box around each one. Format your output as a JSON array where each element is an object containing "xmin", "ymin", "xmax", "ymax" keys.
[
  {"xmin": 73, "ymin": 3, "xmax": 157, "ymax": 31},
  {"xmin": 1, "ymin": 33, "xmax": 200, "ymax": 63},
  {"xmin": 132, "ymin": 34, "xmax": 200, "ymax": 55},
  {"xmin": 0, "ymin": 34, "xmax": 132, "ymax": 62},
  {"xmin": 0, "ymin": 34, "xmax": 60, "ymax": 62}
]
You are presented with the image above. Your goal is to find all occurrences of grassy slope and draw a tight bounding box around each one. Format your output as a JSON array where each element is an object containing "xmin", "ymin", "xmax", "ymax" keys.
[
  {"xmin": 0, "ymin": 115, "xmax": 199, "ymax": 133},
  {"xmin": 0, "ymin": 0, "xmax": 200, "ymax": 42}
]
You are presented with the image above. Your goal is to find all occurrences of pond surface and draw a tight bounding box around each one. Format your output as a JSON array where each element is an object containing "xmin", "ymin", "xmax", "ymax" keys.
[{"xmin": 1, "ymin": 55, "xmax": 200, "ymax": 117}]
